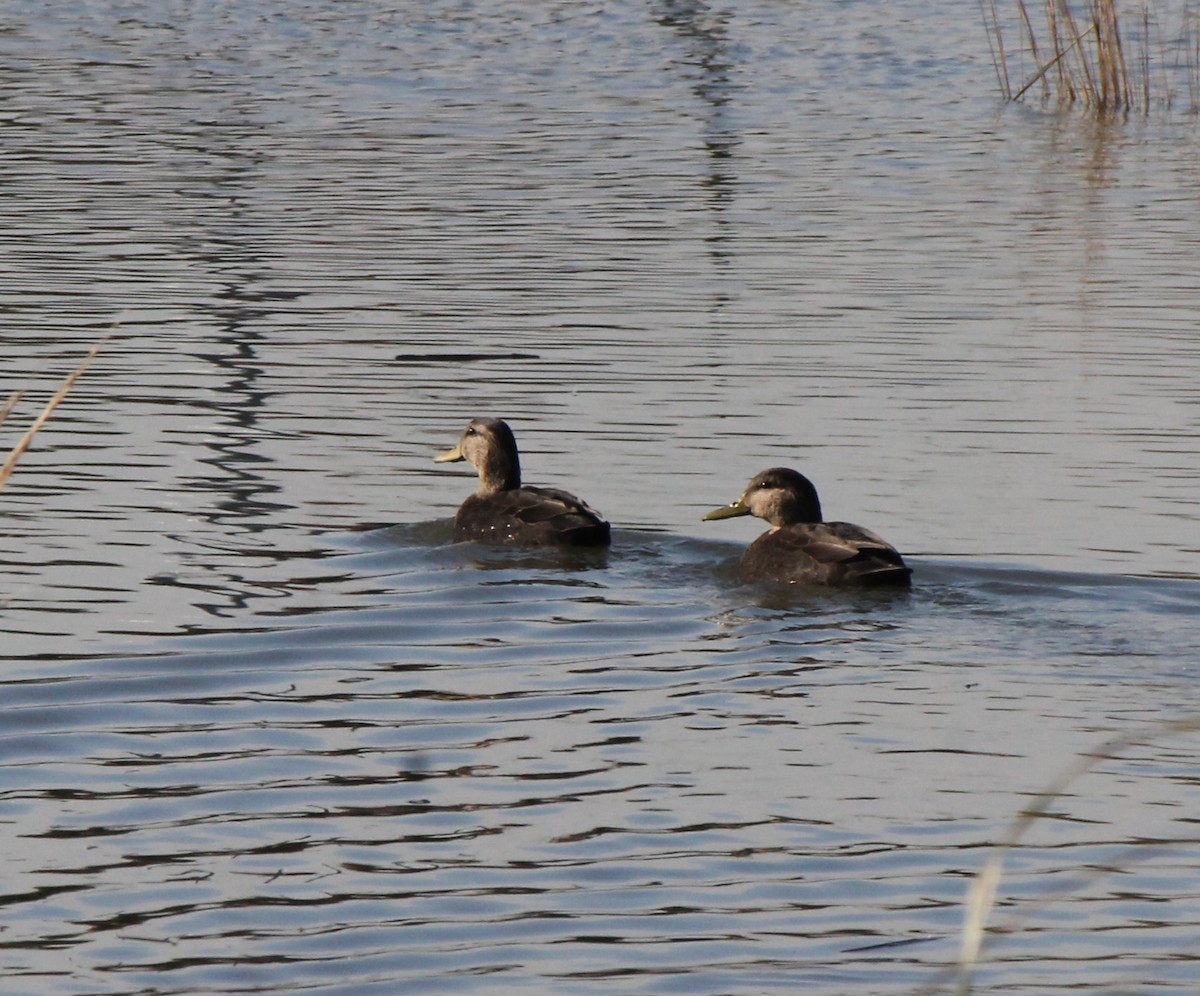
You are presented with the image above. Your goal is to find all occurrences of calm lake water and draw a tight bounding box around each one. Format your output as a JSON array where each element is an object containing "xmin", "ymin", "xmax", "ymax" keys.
[{"xmin": 3, "ymin": 1, "xmax": 1200, "ymax": 993}]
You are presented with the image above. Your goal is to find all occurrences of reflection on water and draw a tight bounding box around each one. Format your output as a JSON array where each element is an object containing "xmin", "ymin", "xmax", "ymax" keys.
[{"xmin": 3, "ymin": 0, "xmax": 1200, "ymax": 993}]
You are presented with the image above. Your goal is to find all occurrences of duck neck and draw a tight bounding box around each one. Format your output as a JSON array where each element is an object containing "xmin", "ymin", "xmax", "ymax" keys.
[
  {"xmin": 775, "ymin": 489, "xmax": 822, "ymax": 526},
  {"xmin": 477, "ymin": 450, "xmax": 520, "ymax": 494}
]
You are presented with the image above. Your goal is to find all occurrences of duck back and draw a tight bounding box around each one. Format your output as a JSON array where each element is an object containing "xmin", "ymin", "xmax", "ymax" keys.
[
  {"xmin": 739, "ymin": 521, "xmax": 911, "ymax": 586},
  {"xmin": 455, "ymin": 485, "xmax": 611, "ymax": 547}
]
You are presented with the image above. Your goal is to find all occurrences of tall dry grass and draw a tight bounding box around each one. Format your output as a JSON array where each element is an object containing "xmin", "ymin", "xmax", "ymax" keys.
[
  {"xmin": 0, "ymin": 337, "xmax": 107, "ymax": 496},
  {"xmin": 982, "ymin": 0, "xmax": 1200, "ymax": 113},
  {"xmin": 917, "ymin": 714, "xmax": 1200, "ymax": 994}
]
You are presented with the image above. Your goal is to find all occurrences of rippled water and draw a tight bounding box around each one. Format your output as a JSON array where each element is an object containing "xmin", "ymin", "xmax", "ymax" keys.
[
  {"xmin": 3, "ymin": 1, "xmax": 1200, "ymax": 993},
  {"xmin": 7, "ymin": 529, "xmax": 1200, "ymax": 994}
]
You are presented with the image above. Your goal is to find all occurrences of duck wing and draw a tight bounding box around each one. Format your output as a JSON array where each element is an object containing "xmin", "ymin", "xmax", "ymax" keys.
[
  {"xmin": 740, "ymin": 522, "xmax": 910, "ymax": 586},
  {"xmin": 455, "ymin": 486, "xmax": 610, "ymax": 547}
]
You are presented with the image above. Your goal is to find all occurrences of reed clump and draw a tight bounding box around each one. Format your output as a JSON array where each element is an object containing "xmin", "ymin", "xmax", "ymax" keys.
[
  {"xmin": 982, "ymin": 0, "xmax": 1200, "ymax": 114},
  {"xmin": 0, "ymin": 338, "xmax": 106, "ymax": 496}
]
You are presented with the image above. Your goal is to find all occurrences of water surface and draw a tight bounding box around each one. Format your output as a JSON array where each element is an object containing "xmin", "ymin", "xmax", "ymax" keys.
[{"xmin": 3, "ymin": 1, "xmax": 1200, "ymax": 993}]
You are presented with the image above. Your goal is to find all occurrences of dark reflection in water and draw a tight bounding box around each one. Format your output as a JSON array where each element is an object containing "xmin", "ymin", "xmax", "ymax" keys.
[
  {"xmin": 186, "ymin": 307, "xmax": 289, "ymax": 526},
  {"xmin": 656, "ymin": 0, "xmax": 742, "ymax": 265}
]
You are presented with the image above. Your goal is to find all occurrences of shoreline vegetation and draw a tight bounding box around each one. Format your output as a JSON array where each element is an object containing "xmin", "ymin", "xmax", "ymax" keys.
[
  {"xmin": 982, "ymin": 0, "xmax": 1200, "ymax": 114},
  {"xmin": 0, "ymin": 336, "xmax": 107, "ymax": 496}
]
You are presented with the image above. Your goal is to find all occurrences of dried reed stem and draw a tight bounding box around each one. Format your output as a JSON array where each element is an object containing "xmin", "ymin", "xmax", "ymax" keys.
[
  {"xmin": 1141, "ymin": 6, "xmax": 1151, "ymax": 108},
  {"xmin": 1060, "ymin": 0, "xmax": 1099, "ymax": 102},
  {"xmin": 915, "ymin": 714, "xmax": 1200, "ymax": 994},
  {"xmin": 1017, "ymin": 0, "xmax": 1048, "ymax": 98},
  {"xmin": 0, "ymin": 392, "xmax": 22, "ymax": 430},
  {"xmin": 0, "ymin": 334, "xmax": 109, "ymax": 495},
  {"xmin": 981, "ymin": 0, "xmax": 1015, "ymax": 98},
  {"xmin": 1096, "ymin": 0, "xmax": 1132, "ymax": 106}
]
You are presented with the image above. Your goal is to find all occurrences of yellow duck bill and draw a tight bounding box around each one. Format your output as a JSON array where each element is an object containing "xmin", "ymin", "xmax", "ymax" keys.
[
  {"xmin": 703, "ymin": 498, "xmax": 750, "ymax": 521},
  {"xmin": 434, "ymin": 443, "xmax": 465, "ymax": 463}
]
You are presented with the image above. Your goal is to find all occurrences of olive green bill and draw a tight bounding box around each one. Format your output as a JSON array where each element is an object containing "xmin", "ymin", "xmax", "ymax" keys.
[
  {"xmin": 434, "ymin": 442, "xmax": 465, "ymax": 463},
  {"xmin": 703, "ymin": 497, "xmax": 751, "ymax": 521}
]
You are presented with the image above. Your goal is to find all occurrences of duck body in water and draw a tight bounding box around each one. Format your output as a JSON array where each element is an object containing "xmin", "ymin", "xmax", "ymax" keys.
[
  {"xmin": 704, "ymin": 467, "xmax": 910, "ymax": 586},
  {"xmin": 435, "ymin": 417, "xmax": 611, "ymax": 547}
]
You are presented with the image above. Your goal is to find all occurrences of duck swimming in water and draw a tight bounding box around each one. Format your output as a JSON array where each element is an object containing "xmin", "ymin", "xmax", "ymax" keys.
[
  {"xmin": 703, "ymin": 467, "xmax": 911, "ymax": 586},
  {"xmin": 435, "ymin": 417, "xmax": 611, "ymax": 547}
]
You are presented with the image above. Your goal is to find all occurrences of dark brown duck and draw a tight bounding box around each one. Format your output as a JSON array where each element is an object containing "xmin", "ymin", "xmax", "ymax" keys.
[
  {"xmin": 704, "ymin": 467, "xmax": 910, "ymax": 586},
  {"xmin": 435, "ymin": 417, "xmax": 611, "ymax": 547}
]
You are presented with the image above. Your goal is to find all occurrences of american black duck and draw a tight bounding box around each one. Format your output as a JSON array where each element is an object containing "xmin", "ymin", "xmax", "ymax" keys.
[
  {"xmin": 434, "ymin": 417, "xmax": 611, "ymax": 547},
  {"xmin": 703, "ymin": 467, "xmax": 911, "ymax": 586}
]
